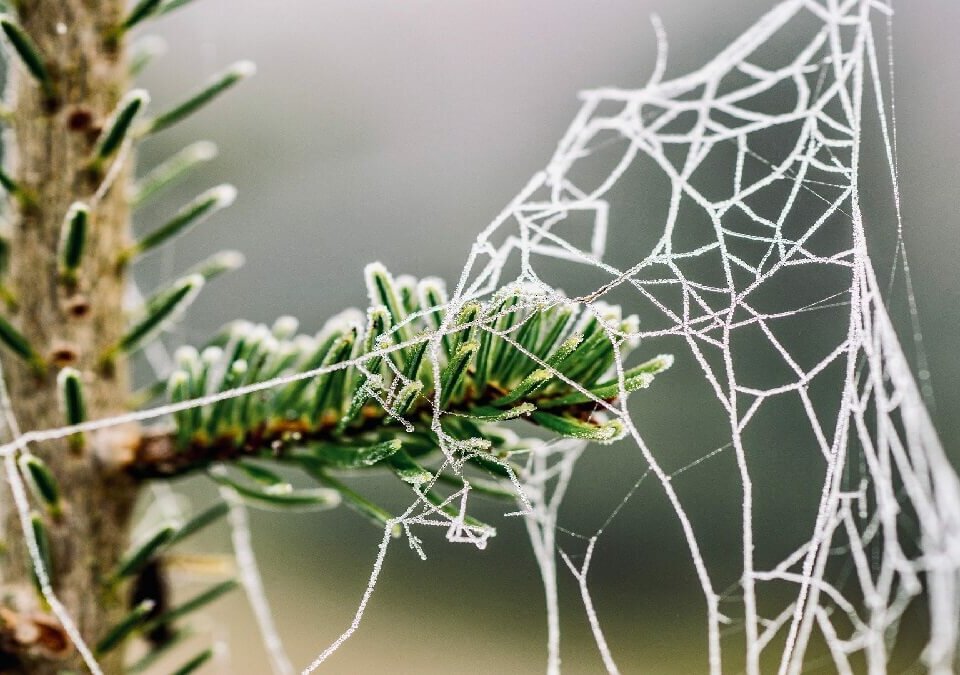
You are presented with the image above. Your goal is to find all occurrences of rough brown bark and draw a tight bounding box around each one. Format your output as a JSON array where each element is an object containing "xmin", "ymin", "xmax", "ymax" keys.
[{"xmin": 0, "ymin": 2, "xmax": 140, "ymax": 673}]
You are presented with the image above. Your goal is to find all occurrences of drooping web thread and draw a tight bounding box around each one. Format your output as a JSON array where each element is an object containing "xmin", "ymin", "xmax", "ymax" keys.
[{"xmin": 1, "ymin": 1, "xmax": 958, "ymax": 673}]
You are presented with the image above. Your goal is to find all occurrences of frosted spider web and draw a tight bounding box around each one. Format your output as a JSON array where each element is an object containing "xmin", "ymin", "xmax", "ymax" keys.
[
  {"xmin": 418, "ymin": 1, "xmax": 957, "ymax": 672},
  {"xmin": 1, "ymin": 0, "xmax": 958, "ymax": 673}
]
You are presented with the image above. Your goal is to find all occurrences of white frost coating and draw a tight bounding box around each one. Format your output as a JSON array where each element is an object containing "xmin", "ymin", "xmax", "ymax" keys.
[
  {"xmin": 523, "ymin": 441, "xmax": 584, "ymax": 675},
  {"xmin": 189, "ymin": 139, "xmax": 219, "ymax": 162},
  {"xmin": 221, "ymin": 488, "xmax": 295, "ymax": 675},
  {"xmin": 212, "ymin": 183, "xmax": 238, "ymax": 209},
  {"xmin": 231, "ymin": 59, "xmax": 258, "ymax": 79},
  {"xmin": 559, "ymin": 537, "xmax": 618, "ymax": 675},
  {"xmin": 302, "ymin": 516, "xmax": 403, "ymax": 673},
  {"xmin": 0, "ymin": 2, "xmax": 956, "ymax": 673},
  {"xmin": 124, "ymin": 87, "xmax": 151, "ymax": 108}
]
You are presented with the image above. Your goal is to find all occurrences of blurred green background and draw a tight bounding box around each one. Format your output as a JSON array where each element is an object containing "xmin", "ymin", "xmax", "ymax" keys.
[{"xmin": 127, "ymin": 1, "xmax": 960, "ymax": 672}]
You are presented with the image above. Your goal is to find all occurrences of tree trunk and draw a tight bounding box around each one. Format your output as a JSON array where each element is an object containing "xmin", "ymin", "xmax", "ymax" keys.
[{"xmin": 0, "ymin": 2, "xmax": 139, "ymax": 673}]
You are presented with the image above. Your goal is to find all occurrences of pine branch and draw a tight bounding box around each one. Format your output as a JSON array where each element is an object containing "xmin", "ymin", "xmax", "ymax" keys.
[{"xmin": 127, "ymin": 266, "xmax": 672, "ymax": 527}]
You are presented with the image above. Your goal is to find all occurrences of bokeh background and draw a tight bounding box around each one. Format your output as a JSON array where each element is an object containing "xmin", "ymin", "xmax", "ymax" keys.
[{"xmin": 126, "ymin": 1, "xmax": 960, "ymax": 673}]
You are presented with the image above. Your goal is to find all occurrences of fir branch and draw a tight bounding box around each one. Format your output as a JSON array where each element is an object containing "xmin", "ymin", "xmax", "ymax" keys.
[{"xmin": 127, "ymin": 267, "xmax": 671, "ymax": 532}]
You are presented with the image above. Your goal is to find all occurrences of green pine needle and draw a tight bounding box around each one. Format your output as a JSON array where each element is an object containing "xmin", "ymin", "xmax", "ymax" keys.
[
  {"xmin": 57, "ymin": 367, "xmax": 87, "ymax": 453},
  {"xmin": 158, "ymin": 0, "xmax": 199, "ymax": 17},
  {"xmin": 92, "ymin": 89, "xmax": 149, "ymax": 166},
  {"xmin": 141, "ymin": 580, "xmax": 238, "ymax": 636},
  {"xmin": 58, "ymin": 202, "xmax": 89, "ymax": 282},
  {"xmin": 111, "ymin": 274, "xmax": 204, "ymax": 358},
  {"xmin": 0, "ymin": 166, "xmax": 19, "ymax": 195},
  {"xmin": 210, "ymin": 469, "xmax": 340, "ymax": 512},
  {"xmin": 28, "ymin": 511, "xmax": 53, "ymax": 593},
  {"xmin": 531, "ymin": 410, "xmax": 625, "ymax": 444},
  {"xmin": 0, "ymin": 313, "xmax": 43, "ymax": 372},
  {"xmin": 95, "ymin": 599, "xmax": 155, "ymax": 655},
  {"xmin": 169, "ymin": 649, "xmax": 214, "ymax": 675},
  {"xmin": 132, "ymin": 140, "xmax": 218, "ymax": 208},
  {"xmin": 0, "ymin": 16, "xmax": 53, "ymax": 96},
  {"xmin": 18, "ymin": 453, "xmax": 61, "ymax": 517},
  {"xmin": 168, "ymin": 502, "xmax": 230, "ymax": 546},
  {"xmin": 111, "ymin": 523, "xmax": 177, "ymax": 581},
  {"xmin": 121, "ymin": 0, "xmax": 164, "ymax": 32},
  {"xmin": 127, "ymin": 185, "xmax": 236, "ymax": 259},
  {"xmin": 141, "ymin": 60, "xmax": 255, "ymax": 136}
]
